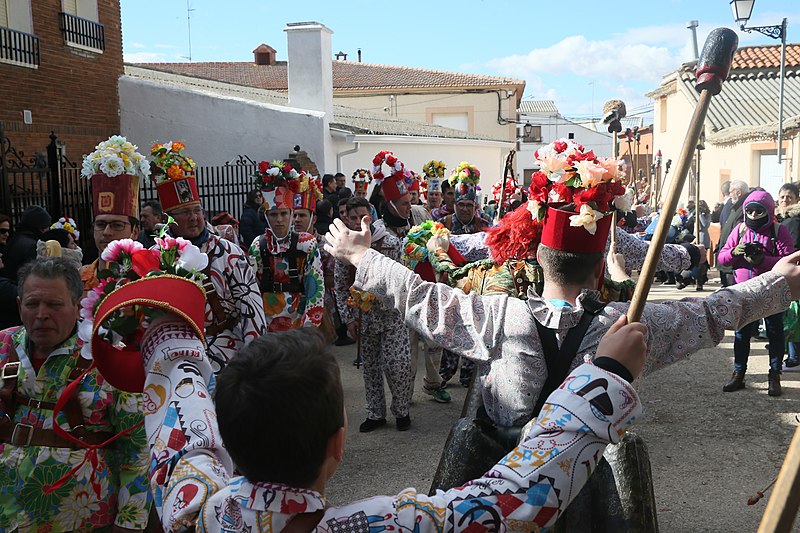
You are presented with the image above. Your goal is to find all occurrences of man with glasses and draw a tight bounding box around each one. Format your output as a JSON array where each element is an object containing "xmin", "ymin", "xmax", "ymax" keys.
[{"xmin": 154, "ymin": 146, "xmax": 266, "ymax": 374}]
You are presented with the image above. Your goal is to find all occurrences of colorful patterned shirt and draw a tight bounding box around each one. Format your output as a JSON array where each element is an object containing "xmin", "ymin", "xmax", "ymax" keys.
[
  {"xmin": 141, "ymin": 321, "xmax": 641, "ymax": 532},
  {"xmin": 249, "ymin": 229, "xmax": 325, "ymax": 332},
  {"xmin": 0, "ymin": 327, "xmax": 150, "ymax": 531}
]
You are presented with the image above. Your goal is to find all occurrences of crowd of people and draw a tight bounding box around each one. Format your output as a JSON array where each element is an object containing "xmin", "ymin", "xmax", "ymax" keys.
[{"xmin": 1, "ymin": 134, "xmax": 800, "ymax": 532}]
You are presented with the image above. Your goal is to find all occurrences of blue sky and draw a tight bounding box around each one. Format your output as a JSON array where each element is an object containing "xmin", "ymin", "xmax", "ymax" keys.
[{"xmin": 120, "ymin": 0, "xmax": 797, "ymax": 122}]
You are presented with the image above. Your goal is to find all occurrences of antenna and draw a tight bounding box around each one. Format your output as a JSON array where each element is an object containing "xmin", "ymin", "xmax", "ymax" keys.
[{"xmin": 186, "ymin": 0, "xmax": 195, "ymax": 62}]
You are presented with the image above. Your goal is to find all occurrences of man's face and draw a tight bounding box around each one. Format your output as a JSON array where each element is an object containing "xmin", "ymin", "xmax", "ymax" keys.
[
  {"xmin": 389, "ymin": 194, "xmax": 412, "ymax": 219},
  {"xmin": 427, "ymin": 191, "xmax": 442, "ymax": 209},
  {"xmin": 347, "ymin": 207, "xmax": 372, "ymax": 230},
  {"xmin": 338, "ymin": 203, "xmax": 348, "ymax": 219},
  {"xmin": 730, "ymin": 187, "xmax": 746, "ymax": 203},
  {"xmin": 336, "ymin": 175, "xmax": 346, "ymax": 189},
  {"xmin": 267, "ymin": 208, "xmax": 292, "ymax": 238},
  {"xmin": 292, "ymin": 208, "xmax": 316, "ymax": 233},
  {"xmin": 443, "ymin": 188, "xmax": 455, "ymax": 208},
  {"xmin": 140, "ymin": 206, "xmax": 160, "ymax": 232},
  {"xmin": 169, "ymin": 205, "xmax": 206, "ymax": 240},
  {"xmin": 93, "ymin": 214, "xmax": 138, "ymax": 253},
  {"xmin": 325, "ymin": 180, "xmax": 337, "ymax": 193},
  {"xmin": 354, "ymin": 189, "xmax": 367, "ymax": 199},
  {"xmin": 779, "ymin": 189, "xmax": 798, "ymax": 209},
  {"xmin": 455, "ymin": 200, "xmax": 476, "ymax": 224},
  {"xmin": 409, "ymin": 190, "xmax": 420, "ymax": 205},
  {"xmin": 19, "ymin": 275, "xmax": 79, "ymax": 354}
]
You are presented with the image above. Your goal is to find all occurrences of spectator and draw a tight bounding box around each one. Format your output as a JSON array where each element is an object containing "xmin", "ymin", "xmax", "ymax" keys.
[
  {"xmin": 0, "ymin": 252, "xmax": 19, "ymax": 329},
  {"xmin": 335, "ymin": 171, "xmax": 352, "ymax": 200},
  {"xmin": 315, "ymin": 199, "xmax": 334, "ymax": 236},
  {"xmin": 0, "ymin": 213, "xmax": 11, "ymax": 279},
  {"xmin": 322, "ymin": 174, "xmax": 339, "ymax": 207},
  {"xmin": 716, "ymin": 180, "xmax": 749, "ymax": 287},
  {"xmin": 719, "ymin": 180, "xmax": 733, "ymax": 227},
  {"xmin": 239, "ymin": 189, "xmax": 267, "ymax": 250},
  {"xmin": 337, "ymin": 197, "xmax": 349, "ymax": 220},
  {"xmin": 777, "ymin": 183, "xmax": 800, "ymax": 371},
  {"xmin": 3, "ymin": 205, "xmax": 51, "ymax": 282},
  {"xmin": 138, "ymin": 199, "xmax": 164, "ymax": 248}
]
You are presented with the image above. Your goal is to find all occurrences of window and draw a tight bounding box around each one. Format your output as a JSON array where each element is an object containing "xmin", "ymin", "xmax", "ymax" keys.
[
  {"xmin": 431, "ymin": 112, "xmax": 469, "ymax": 132},
  {"xmin": 0, "ymin": 0, "xmax": 38, "ymax": 68},
  {"xmin": 567, "ymin": 132, "xmax": 575, "ymax": 140},
  {"xmin": 659, "ymin": 98, "xmax": 668, "ymax": 133},
  {"xmin": 522, "ymin": 124, "xmax": 542, "ymax": 144},
  {"xmin": 59, "ymin": 0, "xmax": 103, "ymax": 52}
]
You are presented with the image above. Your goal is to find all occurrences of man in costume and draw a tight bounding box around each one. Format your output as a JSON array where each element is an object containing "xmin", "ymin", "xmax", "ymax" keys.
[
  {"xmin": 334, "ymin": 196, "xmax": 412, "ymax": 431},
  {"xmin": 0, "ymin": 258, "xmax": 151, "ymax": 531},
  {"xmin": 422, "ymin": 160, "xmax": 446, "ymax": 212},
  {"xmin": 324, "ymin": 138, "xmax": 800, "ymax": 487},
  {"xmin": 248, "ymin": 161, "xmax": 325, "ymax": 332},
  {"xmin": 151, "ymin": 141, "xmax": 266, "ymax": 372},
  {"xmin": 101, "ymin": 280, "xmax": 648, "ymax": 532},
  {"xmin": 441, "ymin": 162, "xmax": 489, "ymax": 235}
]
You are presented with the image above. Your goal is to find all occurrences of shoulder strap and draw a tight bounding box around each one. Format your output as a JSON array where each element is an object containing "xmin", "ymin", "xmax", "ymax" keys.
[
  {"xmin": 282, "ymin": 510, "xmax": 324, "ymax": 533},
  {"xmin": 531, "ymin": 298, "xmax": 607, "ymax": 417},
  {"xmin": 0, "ymin": 346, "xmax": 21, "ymax": 419}
]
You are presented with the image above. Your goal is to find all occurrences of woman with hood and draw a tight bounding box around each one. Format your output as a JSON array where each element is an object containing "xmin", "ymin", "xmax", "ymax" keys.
[{"xmin": 719, "ymin": 189, "xmax": 795, "ymax": 396}]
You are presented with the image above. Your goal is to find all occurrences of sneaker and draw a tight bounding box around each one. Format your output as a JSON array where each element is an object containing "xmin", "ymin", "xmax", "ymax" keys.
[
  {"xmin": 783, "ymin": 360, "xmax": 800, "ymax": 372},
  {"xmin": 424, "ymin": 386, "xmax": 451, "ymax": 403},
  {"xmin": 335, "ymin": 336, "xmax": 356, "ymax": 346},
  {"xmin": 359, "ymin": 418, "xmax": 386, "ymax": 433},
  {"xmin": 396, "ymin": 415, "xmax": 411, "ymax": 431}
]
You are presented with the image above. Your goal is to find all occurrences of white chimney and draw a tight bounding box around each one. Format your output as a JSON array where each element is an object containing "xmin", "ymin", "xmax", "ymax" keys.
[{"xmin": 285, "ymin": 22, "xmax": 334, "ymax": 117}]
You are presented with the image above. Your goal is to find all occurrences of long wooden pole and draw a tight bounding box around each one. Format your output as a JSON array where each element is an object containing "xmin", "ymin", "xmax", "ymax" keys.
[
  {"xmin": 759, "ymin": 426, "xmax": 800, "ymax": 532},
  {"xmin": 627, "ymin": 89, "xmax": 712, "ymax": 322}
]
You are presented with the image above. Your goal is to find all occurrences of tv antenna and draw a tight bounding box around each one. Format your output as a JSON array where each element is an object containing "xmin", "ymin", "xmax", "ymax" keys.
[{"xmin": 186, "ymin": 0, "xmax": 195, "ymax": 62}]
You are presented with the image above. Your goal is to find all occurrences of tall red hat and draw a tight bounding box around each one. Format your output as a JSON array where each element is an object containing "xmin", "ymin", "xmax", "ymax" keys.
[
  {"xmin": 294, "ymin": 174, "xmax": 323, "ymax": 212},
  {"xmin": 372, "ymin": 151, "xmax": 410, "ymax": 203},
  {"xmin": 352, "ymin": 168, "xmax": 373, "ymax": 194},
  {"xmin": 150, "ymin": 141, "xmax": 200, "ymax": 212},
  {"xmin": 91, "ymin": 173, "xmax": 140, "ymax": 218},
  {"xmin": 81, "ymin": 135, "xmax": 147, "ymax": 218},
  {"xmin": 540, "ymin": 204, "xmax": 613, "ymax": 254},
  {"xmin": 407, "ymin": 172, "xmax": 421, "ymax": 192}
]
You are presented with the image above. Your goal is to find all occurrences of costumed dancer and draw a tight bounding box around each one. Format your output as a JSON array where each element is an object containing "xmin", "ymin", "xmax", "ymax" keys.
[
  {"xmin": 151, "ymin": 141, "xmax": 266, "ymax": 372},
  {"xmin": 351, "ymin": 168, "xmax": 379, "ymax": 220},
  {"xmin": 87, "ymin": 262, "xmax": 648, "ymax": 532},
  {"xmin": 248, "ymin": 160, "xmax": 325, "ymax": 332},
  {"xmin": 371, "ymin": 151, "xmax": 413, "ymax": 239},
  {"xmin": 334, "ymin": 195, "xmax": 412, "ymax": 432},
  {"xmin": 422, "ymin": 160, "xmax": 446, "ymax": 212}
]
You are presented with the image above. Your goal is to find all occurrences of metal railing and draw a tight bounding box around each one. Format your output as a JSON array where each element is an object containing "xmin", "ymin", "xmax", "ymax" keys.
[
  {"xmin": 58, "ymin": 12, "xmax": 104, "ymax": 51},
  {"xmin": 0, "ymin": 26, "xmax": 40, "ymax": 66}
]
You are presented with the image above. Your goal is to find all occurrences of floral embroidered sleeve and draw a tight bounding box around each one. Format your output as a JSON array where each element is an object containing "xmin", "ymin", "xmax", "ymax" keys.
[
  {"xmin": 334, "ymin": 259, "xmax": 356, "ymax": 325},
  {"xmin": 248, "ymin": 235, "xmax": 264, "ymax": 283},
  {"xmin": 611, "ymin": 227, "xmax": 691, "ymax": 272},
  {"xmin": 302, "ymin": 239, "xmax": 325, "ymax": 327},
  {"xmin": 110, "ymin": 391, "xmax": 152, "ymax": 529},
  {"xmin": 319, "ymin": 363, "xmax": 642, "ymax": 533}
]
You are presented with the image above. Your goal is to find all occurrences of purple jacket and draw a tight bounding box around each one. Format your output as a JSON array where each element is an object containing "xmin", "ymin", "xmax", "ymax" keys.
[{"xmin": 719, "ymin": 189, "xmax": 795, "ymax": 284}]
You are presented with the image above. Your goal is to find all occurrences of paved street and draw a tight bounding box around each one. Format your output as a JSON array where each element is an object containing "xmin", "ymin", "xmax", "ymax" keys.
[{"xmin": 326, "ymin": 275, "xmax": 800, "ymax": 532}]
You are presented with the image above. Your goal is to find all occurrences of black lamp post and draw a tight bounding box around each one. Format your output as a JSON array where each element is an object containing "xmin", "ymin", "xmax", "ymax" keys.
[
  {"xmin": 730, "ymin": 0, "xmax": 788, "ymax": 163},
  {"xmin": 523, "ymin": 122, "xmax": 533, "ymax": 140}
]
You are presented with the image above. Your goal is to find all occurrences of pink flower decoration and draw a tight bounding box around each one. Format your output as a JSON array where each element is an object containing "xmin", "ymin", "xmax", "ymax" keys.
[
  {"xmin": 100, "ymin": 238, "xmax": 144, "ymax": 263},
  {"xmin": 155, "ymin": 235, "xmax": 190, "ymax": 251}
]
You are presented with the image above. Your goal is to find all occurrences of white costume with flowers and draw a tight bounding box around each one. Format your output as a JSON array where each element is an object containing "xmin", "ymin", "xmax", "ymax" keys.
[{"xmin": 140, "ymin": 318, "xmax": 642, "ymax": 533}]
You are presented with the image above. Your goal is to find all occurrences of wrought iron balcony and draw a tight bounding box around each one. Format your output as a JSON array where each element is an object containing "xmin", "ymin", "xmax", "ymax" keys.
[
  {"xmin": 0, "ymin": 26, "xmax": 40, "ymax": 67},
  {"xmin": 58, "ymin": 12, "xmax": 105, "ymax": 52}
]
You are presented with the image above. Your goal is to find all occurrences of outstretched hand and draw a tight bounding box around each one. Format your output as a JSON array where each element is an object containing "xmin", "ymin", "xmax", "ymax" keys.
[
  {"xmin": 596, "ymin": 315, "xmax": 648, "ymax": 379},
  {"xmin": 606, "ymin": 243, "xmax": 629, "ymax": 283},
  {"xmin": 324, "ymin": 217, "xmax": 372, "ymax": 268},
  {"xmin": 773, "ymin": 250, "xmax": 800, "ymax": 300},
  {"xmin": 426, "ymin": 233, "xmax": 450, "ymax": 254}
]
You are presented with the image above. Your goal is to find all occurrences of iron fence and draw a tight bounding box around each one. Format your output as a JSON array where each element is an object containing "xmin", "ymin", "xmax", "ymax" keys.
[
  {"xmin": 0, "ymin": 26, "xmax": 40, "ymax": 66},
  {"xmin": 58, "ymin": 12, "xmax": 105, "ymax": 51}
]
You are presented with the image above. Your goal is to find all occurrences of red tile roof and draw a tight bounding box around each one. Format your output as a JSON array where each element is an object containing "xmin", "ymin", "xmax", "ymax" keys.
[
  {"xmin": 132, "ymin": 60, "xmax": 525, "ymax": 92},
  {"xmin": 731, "ymin": 44, "xmax": 800, "ymax": 70}
]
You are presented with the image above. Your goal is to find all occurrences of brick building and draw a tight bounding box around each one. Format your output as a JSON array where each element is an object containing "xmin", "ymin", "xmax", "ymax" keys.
[{"xmin": 0, "ymin": 0, "xmax": 123, "ymax": 161}]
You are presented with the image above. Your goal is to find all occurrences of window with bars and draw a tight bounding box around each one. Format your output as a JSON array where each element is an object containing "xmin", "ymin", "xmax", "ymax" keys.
[
  {"xmin": 0, "ymin": 0, "xmax": 39, "ymax": 68},
  {"xmin": 59, "ymin": 0, "xmax": 103, "ymax": 52}
]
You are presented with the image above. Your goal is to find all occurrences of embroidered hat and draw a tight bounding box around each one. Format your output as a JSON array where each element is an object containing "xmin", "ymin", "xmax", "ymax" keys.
[
  {"xmin": 150, "ymin": 141, "xmax": 200, "ymax": 213},
  {"xmin": 82, "ymin": 136, "xmax": 148, "ymax": 218},
  {"xmin": 372, "ymin": 151, "xmax": 410, "ymax": 203},
  {"xmin": 448, "ymin": 162, "xmax": 481, "ymax": 203},
  {"xmin": 254, "ymin": 160, "xmax": 302, "ymax": 210},
  {"xmin": 352, "ymin": 168, "xmax": 373, "ymax": 194},
  {"xmin": 294, "ymin": 173, "xmax": 324, "ymax": 212}
]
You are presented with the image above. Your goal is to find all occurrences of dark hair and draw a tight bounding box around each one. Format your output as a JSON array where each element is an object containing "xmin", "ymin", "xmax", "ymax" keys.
[
  {"xmin": 338, "ymin": 188, "xmax": 352, "ymax": 200},
  {"xmin": 346, "ymin": 196, "xmax": 371, "ymax": 213},
  {"xmin": 315, "ymin": 199, "xmax": 333, "ymax": 218},
  {"xmin": 128, "ymin": 216, "xmax": 140, "ymax": 229},
  {"xmin": 142, "ymin": 200, "xmax": 163, "ymax": 215},
  {"xmin": 39, "ymin": 228, "xmax": 72, "ymax": 248},
  {"xmin": 245, "ymin": 189, "xmax": 262, "ymax": 208},
  {"xmin": 0, "ymin": 213, "xmax": 10, "ymax": 226},
  {"xmin": 337, "ymin": 197, "xmax": 350, "ymax": 208},
  {"xmin": 322, "ymin": 174, "xmax": 335, "ymax": 187},
  {"xmin": 537, "ymin": 244, "xmax": 603, "ymax": 286},
  {"xmin": 18, "ymin": 257, "xmax": 83, "ymax": 303},
  {"xmin": 779, "ymin": 183, "xmax": 800, "ymax": 198},
  {"xmin": 441, "ymin": 180, "xmax": 453, "ymax": 193},
  {"xmin": 334, "ymin": 172, "xmax": 346, "ymax": 179},
  {"xmin": 215, "ymin": 329, "xmax": 344, "ymax": 487}
]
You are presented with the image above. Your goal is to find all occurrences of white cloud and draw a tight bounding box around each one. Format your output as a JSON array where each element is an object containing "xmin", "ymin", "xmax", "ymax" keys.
[
  {"xmin": 129, "ymin": 42, "xmax": 146, "ymax": 49},
  {"xmin": 123, "ymin": 51, "xmax": 172, "ymax": 63}
]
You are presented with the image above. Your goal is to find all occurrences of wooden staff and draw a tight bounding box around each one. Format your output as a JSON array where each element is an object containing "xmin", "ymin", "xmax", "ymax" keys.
[
  {"xmin": 626, "ymin": 27, "xmax": 738, "ymax": 323},
  {"xmin": 498, "ymin": 149, "xmax": 516, "ymax": 220},
  {"xmin": 759, "ymin": 427, "xmax": 800, "ymax": 532},
  {"xmin": 355, "ymin": 309, "xmax": 363, "ymax": 369}
]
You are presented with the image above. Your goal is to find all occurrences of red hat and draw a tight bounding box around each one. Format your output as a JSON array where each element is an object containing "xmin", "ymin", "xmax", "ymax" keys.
[
  {"xmin": 294, "ymin": 175, "xmax": 323, "ymax": 212},
  {"xmin": 407, "ymin": 172, "xmax": 420, "ymax": 192},
  {"xmin": 91, "ymin": 173, "xmax": 140, "ymax": 218},
  {"xmin": 540, "ymin": 204, "xmax": 613, "ymax": 254},
  {"xmin": 150, "ymin": 141, "xmax": 200, "ymax": 212},
  {"xmin": 372, "ymin": 151, "xmax": 410, "ymax": 203},
  {"xmin": 91, "ymin": 276, "xmax": 206, "ymax": 392},
  {"xmin": 352, "ymin": 168, "xmax": 373, "ymax": 194}
]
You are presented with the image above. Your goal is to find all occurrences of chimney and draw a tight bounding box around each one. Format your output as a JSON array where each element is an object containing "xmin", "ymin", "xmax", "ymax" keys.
[
  {"xmin": 253, "ymin": 44, "xmax": 277, "ymax": 66},
  {"xmin": 357, "ymin": 48, "xmax": 362, "ymax": 62},
  {"xmin": 284, "ymin": 22, "xmax": 333, "ymax": 116}
]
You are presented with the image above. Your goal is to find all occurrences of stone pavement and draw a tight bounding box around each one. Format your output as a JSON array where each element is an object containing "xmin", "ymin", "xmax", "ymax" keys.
[{"xmin": 326, "ymin": 274, "xmax": 800, "ymax": 532}]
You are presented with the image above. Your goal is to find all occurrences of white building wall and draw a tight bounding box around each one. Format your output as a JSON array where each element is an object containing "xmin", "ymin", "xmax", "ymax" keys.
[{"xmin": 119, "ymin": 76, "xmax": 326, "ymax": 166}]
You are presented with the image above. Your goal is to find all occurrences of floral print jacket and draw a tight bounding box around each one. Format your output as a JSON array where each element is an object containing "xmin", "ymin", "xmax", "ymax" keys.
[
  {"xmin": 141, "ymin": 320, "xmax": 641, "ymax": 533},
  {"xmin": 249, "ymin": 229, "xmax": 325, "ymax": 332},
  {"xmin": 0, "ymin": 327, "xmax": 150, "ymax": 532}
]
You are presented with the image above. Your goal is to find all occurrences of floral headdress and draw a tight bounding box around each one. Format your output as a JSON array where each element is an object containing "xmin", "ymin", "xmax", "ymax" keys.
[
  {"xmin": 254, "ymin": 160, "xmax": 301, "ymax": 192},
  {"xmin": 528, "ymin": 138, "xmax": 626, "ymax": 235},
  {"xmin": 81, "ymin": 135, "xmax": 150, "ymax": 180},
  {"xmin": 149, "ymin": 141, "xmax": 196, "ymax": 184},
  {"xmin": 352, "ymin": 168, "xmax": 373, "ymax": 194},
  {"xmin": 448, "ymin": 161, "xmax": 481, "ymax": 203},
  {"xmin": 423, "ymin": 160, "xmax": 446, "ymax": 179},
  {"xmin": 491, "ymin": 177, "xmax": 520, "ymax": 210},
  {"xmin": 51, "ymin": 216, "xmax": 79, "ymax": 241},
  {"xmin": 295, "ymin": 172, "xmax": 323, "ymax": 212},
  {"xmin": 401, "ymin": 220, "xmax": 450, "ymax": 269}
]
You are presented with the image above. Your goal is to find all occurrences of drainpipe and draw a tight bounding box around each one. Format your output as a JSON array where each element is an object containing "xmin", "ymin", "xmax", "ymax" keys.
[{"xmin": 336, "ymin": 134, "xmax": 359, "ymax": 173}]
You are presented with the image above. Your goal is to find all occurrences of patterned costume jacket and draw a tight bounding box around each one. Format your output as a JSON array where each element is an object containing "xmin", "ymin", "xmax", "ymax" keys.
[
  {"xmin": 0, "ymin": 327, "xmax": 150, "ymax": 531},
  {"xmin": 141, "ymin": 321, "xmax": 642, "ymax": 533},
  {"xmin": 354, "ymin": 248, "xmax": 792, "ymax": 426},
  {"xmin": 249, "ymin": 229, "xmax": 325, "ymax": 332},
  {"xmin": 200, "ymin": 233, "xmax": 267, "ymax": 372}
]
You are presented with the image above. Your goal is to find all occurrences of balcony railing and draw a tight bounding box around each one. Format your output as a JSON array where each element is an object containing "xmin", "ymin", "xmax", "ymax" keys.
[
  {"xmin": 58, "ymin": 12, "xmax": 104, "ymax": 52},
  {"xmin": 0, "ymin": 26, "xmax": 40, "ymax": 67}
]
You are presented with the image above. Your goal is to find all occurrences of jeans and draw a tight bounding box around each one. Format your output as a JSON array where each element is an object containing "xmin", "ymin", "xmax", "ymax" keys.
[
  {"xmin": 788, "ymin": 342, "xmax": 800, "ymax": 365},
  {"xmin": 734, "ymin": 312, "xmax": 784, "ymax": 372}
]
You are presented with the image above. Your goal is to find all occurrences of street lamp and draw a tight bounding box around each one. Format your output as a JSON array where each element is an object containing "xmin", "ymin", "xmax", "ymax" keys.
[
  {"xmin": 523, "ymin": 122, "xmax": 533, "ymax": 140},
  {"xmin": 729, "ymin": 0, "xmax": 788, "ymax": 163}
]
